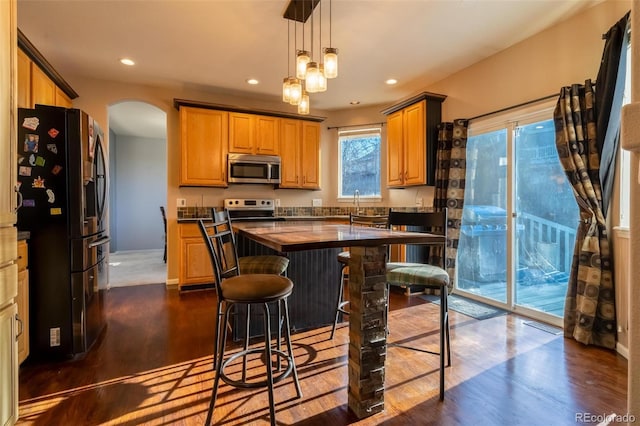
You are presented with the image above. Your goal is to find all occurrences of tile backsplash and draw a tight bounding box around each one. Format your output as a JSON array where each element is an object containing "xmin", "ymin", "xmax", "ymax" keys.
[{"xmin": 177, "ymin": 205, "xmax": 432, "ymax": 220}]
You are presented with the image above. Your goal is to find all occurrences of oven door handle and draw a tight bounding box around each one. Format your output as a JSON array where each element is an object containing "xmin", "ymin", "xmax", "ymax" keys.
[{"xmin": 88, "ymin": 236, "xmax": 111, "ymax": 248}]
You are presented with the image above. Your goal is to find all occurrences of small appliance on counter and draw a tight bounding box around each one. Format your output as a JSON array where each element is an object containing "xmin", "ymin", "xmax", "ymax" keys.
[{"xmin": 16, "ymin": 105, "xmax": 108, "ymax": 360}]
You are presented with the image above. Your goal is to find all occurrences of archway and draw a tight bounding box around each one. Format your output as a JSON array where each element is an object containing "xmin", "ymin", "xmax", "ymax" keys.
[{"xmin": 107, "ymin": 101, "xmax": 167, "ymax": 286}]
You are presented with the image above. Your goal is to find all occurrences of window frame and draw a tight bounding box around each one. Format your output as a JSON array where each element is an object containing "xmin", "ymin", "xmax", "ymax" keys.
[{"xmin": 337, "ymin": 127, "xmax": 383, "ymax": 201}]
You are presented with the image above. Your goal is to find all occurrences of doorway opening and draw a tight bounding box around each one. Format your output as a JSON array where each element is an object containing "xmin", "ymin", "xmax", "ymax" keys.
[{"xmin": 108, "ymin": 101, "xmax": 167, "ymax": 287}]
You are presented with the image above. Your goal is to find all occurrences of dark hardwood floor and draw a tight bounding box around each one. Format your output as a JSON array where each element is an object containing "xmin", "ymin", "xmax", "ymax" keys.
[{"xmin": 17, "ymin": 284, "xmax": 627, "ymax": 425}]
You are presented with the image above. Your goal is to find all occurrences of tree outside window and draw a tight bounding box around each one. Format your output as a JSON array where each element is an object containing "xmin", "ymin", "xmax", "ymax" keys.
[{"xmin": 338, "ymin": 128, "xmax": 381, "ymax": 198}]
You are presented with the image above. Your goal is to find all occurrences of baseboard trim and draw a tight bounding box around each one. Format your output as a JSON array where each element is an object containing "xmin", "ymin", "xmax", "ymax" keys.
[
  {"xmin": 166, "ymin": 278, "xmax": 179, "ymax": 289},
  {"xmin": 616, "ymin": 342, "xmax": 629, "ymax": 359}
]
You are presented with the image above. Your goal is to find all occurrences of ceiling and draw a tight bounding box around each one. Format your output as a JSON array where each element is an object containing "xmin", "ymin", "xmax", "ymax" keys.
[{"xmin": 17, "ymin": 0, "xmax": 600, "ymax": 137}]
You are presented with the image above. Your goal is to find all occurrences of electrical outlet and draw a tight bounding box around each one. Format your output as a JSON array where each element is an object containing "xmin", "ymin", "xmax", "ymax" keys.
[
  {"xmin": 416, "ymin": 198, "xmax": 423, "ymax": 207},
  {"xmin": 275, "ymin": 199, "xmax": 281, "ymax": 207},
  {"xmin": 177, "ymin": 198, "xmax": 186, "ymax": 207},
  {"xmin": 50, "ymin": 327, "xmax": 60, "ymax": 347},
  {"xmin": 312, "ymin": 199, "xmax": 322, "ymax": 207}
]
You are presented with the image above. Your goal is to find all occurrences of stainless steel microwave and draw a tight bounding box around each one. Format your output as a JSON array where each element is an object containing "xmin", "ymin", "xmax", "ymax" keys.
[{"xmin": 228, "ymin": 153, "xmax": 281, "ymax": 184}]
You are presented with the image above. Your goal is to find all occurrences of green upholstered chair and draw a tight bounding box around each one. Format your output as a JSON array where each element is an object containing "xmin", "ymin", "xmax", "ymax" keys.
[{"xmin": 386, "ymin": 209, "xmax": 451, "ymax": 401}]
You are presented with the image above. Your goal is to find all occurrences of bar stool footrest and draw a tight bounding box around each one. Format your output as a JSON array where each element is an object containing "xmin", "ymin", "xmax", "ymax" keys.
[{"xmin": 220, "ymin": 347, "xmax": 294, "ymax": 389}]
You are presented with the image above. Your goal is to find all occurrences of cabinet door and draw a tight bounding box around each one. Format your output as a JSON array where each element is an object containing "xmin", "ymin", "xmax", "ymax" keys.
[
  {"xmin": 16, "ymin": 269, "xmax": 28, "ymax": 364},
  {"xmin": 386, "ymin": 110, "xmax": 405, "ymax": 187},
  {"xmin": 228, "ymin": 112, "xmax": 254, "ymax": 154},
  {"xmin": 255, "ymin": 115, "xmax": 279, "ymax": 155},
  {"xmin": 0, "ymin": 303, "xmax": 18, "ymax": 426},
  {"xmin": 179, "ymin": 240, "xmax": 214, "ymax": 286},
  {"xmin": 30, "ymin": 64, "xmax": 56, "ymax": 106},
  {"xmin": 17, "ymin": 49, "xmax": 31, "ymax": 108},
  {"xmin": 403, "ymin": 100, "xmax": 426, "ymax": 185},
  {"xmin": 300, "ymin": 121, "xmax": 320, "ymax": 189},
  {"xmin": 179, "ymin": 107, "xmax": 228, "ymax": 186},
  {"xmin": 279, "ymin": 119, "xmax": 301, "ymax": 188},
  {"xmin": 55, "ymin": 86, "xmax": 72, "ymax": 108}
]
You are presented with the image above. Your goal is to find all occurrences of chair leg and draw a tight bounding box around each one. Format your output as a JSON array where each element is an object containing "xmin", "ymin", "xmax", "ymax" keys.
[
  {"xmin": 206, "ymin": 302, "xmax": 232, "ymax": 426},
  {"xmin": 283, "ymin": 298, "xmax": 303, "ymax": 398},
  {"xmin": 445, "ymin": 291, "xmax": 451, "ymax": 367},
  {"xmin": 242, "ymin": 305, "xmax": 251, "ymax": 382},
  {"xmin": 330, "ymin": 265, "xmax": 347, "ymax": 340},
  {"xmin": 212, "ymin": 301, "xmax": 224, "ymax": 369},
  {"xmin": 439, "ymin": 288, "xmax": 446, "ymax": 401},
  {"xmin": 276, "ymin": 301, "xmax": 282, "ymax": 371},
  {"xmin": 261, "ymin": 303, "xmax": 277, "ymax": 426}
]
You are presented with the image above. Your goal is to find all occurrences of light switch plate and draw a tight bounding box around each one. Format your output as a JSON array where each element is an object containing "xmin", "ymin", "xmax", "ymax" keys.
[
  {"xmin": 312, "ymin": 199, "xmax": 322, "ymax": 207},
  {"xmin": 177, "ymin": 198, "xmax": 186, "ymax": 207}
]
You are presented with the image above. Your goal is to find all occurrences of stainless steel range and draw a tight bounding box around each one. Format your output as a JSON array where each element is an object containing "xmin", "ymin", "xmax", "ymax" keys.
[{"xmin": 223, "ymin": 198, "xmax": 283, "ymax": 221}]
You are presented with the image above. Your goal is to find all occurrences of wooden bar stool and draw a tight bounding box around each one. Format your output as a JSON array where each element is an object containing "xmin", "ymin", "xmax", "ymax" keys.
[{"xmin": 199, "ymin": 214, "xmax": 302, "ymax": 426}]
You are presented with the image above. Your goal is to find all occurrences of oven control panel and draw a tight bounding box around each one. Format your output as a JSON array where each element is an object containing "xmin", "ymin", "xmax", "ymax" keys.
[{"xmin": 224, "ymin": 199, "xmax": 275, "ymax": 211}]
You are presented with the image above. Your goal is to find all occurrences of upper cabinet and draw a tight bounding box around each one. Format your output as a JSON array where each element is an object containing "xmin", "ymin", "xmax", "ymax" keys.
[
  {"xmin": 179, "ymin": 106, "xmax": 228, "ymax": 187},
  {"xmin": 382, "ymin": 92, "xmax": 446, "ymax": 188},
  {"xmin": 279, "ymin": 119, "xmax": 320, "ymax": 189},
  {"xmin": 17, "ymin": 31, "xmax": 77, "ymax": 109},
  {"xmin": 174, "ymin": 98, "xmax": 325, "ymax": 189},
  {"xmin": 229, "ymin": 112, "xmax": 280, "ymax": 155}
]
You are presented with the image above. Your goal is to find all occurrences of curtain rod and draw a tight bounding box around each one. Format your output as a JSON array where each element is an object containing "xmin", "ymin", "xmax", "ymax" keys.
[
  {"xmin": 468, "ymin": 93, "xmax": 559, "ymax": 122},
  {"xmin": 327, "ymin": 122, "xmax": 385, "ymax": 130}
]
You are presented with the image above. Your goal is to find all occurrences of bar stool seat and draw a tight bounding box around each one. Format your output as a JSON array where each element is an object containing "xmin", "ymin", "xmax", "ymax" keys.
[{"xmin": 221, "ymin": 274, "xmax": 292, "ymax": 302}]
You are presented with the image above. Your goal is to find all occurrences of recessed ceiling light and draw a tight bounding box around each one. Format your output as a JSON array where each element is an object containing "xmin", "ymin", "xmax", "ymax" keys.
[
  {"xmin": 385, "ymin": 78, "xmax": 398, "ymax": 85},
  {"xmin": 120, "ymin": 58, "xmax": 135, "ymax": 66},
  {"xmin": 246, "ymin": 78, "xmax": 259, "ymax": 85},
  {"xmin": 350, "ymin": 101, "xmax": 360, "ymax": 105}
]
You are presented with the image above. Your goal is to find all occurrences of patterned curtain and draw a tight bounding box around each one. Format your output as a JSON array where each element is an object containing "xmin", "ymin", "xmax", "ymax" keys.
[
  {"xmin": 554, "ymin": 80, "xmax": 616, "ymax": 349},
  {"xmin": 432, "ymin": 119, "xmax": 469, "ymax": 294}
]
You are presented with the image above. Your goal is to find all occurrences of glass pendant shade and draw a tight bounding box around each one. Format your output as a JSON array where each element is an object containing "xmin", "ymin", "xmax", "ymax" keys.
[
  {"xmin": 323, "ymin": 47, "xmax": 338, "ymax": 78},
  {"xmin": 305, "ymin": 62, "xmax": 321, "ymax": 93},
  {"xmin": 282, "ymin": 77, "xmax": 292, "ymax": 102},
  {"xmin": 317, "ymin": 64, "xmax": 327, "ymax": 92},
  {"xmin": 298, "ymin": 92, "xmax": 310, "ymax": 115},
  {"xmin": 296, "ymin": 50, "xmax": 311, "ymax": 79},
  {"xmin": 288, "ymin": 78, "xmax": 302, "ymax": 106}
]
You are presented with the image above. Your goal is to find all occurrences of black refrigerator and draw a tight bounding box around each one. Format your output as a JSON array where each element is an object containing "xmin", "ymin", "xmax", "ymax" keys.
[{"xmin": 17, "ymin": 105, "xmax": 108, "ymax": 360}]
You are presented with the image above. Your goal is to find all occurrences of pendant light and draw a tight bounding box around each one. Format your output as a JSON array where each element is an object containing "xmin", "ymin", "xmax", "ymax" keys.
[
  {"xmin": 282, "ymin": 20, "xmax": 292, "ymax": 102},
  {"xmin": 289, "ymin": 78, "xmax": 302, "ymax": 105},
  {"xmin": 306, "ymin": 62, "xmax": 321, "ymax": 93},
  {"xmin": 298, "ymin": 91, "xmax": 310, "ymax": 115},
  {"xmin": 323, "ymin": 0, "xmax": 338, "ymax": 78}
]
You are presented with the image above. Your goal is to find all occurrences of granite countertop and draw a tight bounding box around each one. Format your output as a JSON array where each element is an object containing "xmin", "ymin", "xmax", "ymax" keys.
[{"xmin": 18, "ymin": 231, "xmax": 30, "ymax": 240}]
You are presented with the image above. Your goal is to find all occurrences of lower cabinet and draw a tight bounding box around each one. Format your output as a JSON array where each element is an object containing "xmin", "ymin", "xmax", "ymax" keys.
[
  {"xmin": 0, "ymin": 303, "xmax": 18, "ymax": 426},
  {"xmin": 178, "ymin": 223, "xmax": 213, "ymax": 288}
]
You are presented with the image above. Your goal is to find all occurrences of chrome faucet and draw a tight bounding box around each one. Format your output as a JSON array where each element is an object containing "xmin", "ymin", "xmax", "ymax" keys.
[{"xmin": 354, "ymin": 189, "xmax": 361, "ymax": 213}]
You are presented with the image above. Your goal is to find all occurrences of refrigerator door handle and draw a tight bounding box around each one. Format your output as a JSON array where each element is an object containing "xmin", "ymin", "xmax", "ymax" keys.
[
  {"xmin": 88, "ymin": 236, "xmax": 111, "ymax": 248},
  {"xmin": 15, "ymin": 185, "xmax": 22, "ymax": 211}
]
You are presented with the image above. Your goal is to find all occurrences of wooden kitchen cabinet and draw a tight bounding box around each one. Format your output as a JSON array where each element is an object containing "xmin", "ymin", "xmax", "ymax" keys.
[
  {"xmin": 18, "ymin": 46, "xmax": 76, "ymax": 108},
  {"xmin": 279, "ymin": 119, "xmax": 320, "ymax": 189},
  {"xmin": 179, "ymin": 106, "xmax": 228, "ymax": 187},
  {"xmin": 229, "ymin": 112, "xmax": 280, "ymax": 155},
  {"xmin": 16, "ymin": 240, "xmax": 29, "ymax": 364},
  {"xmin": 178, "ymin": 223, "xmax": 213, "ymax": 287},
  {"xmin": 382, "ymin": 92, "xmax": 446, "ymax": 188}
]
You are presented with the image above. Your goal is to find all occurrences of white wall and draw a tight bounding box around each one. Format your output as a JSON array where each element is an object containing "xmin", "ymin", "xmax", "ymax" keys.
[{"xmin": 110, "ymin": 133, "xmax": 167, "ymax": 251}]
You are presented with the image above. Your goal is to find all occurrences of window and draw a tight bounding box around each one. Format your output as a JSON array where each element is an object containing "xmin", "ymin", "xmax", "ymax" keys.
[{"xmin": 338, "ymin": 128, "xmax": 381, "ymax": 199}]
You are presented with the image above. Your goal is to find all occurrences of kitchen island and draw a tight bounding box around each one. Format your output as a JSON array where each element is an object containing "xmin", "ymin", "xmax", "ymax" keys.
[{"xmin": 232, "ymin": 220, "xmax": 444, "ymax": 419}]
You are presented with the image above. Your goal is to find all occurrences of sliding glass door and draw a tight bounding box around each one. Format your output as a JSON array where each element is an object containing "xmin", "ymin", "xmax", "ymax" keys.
[{"xmin": 456, "ymin": 101, "xmax": 579, "ymax": 324}]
